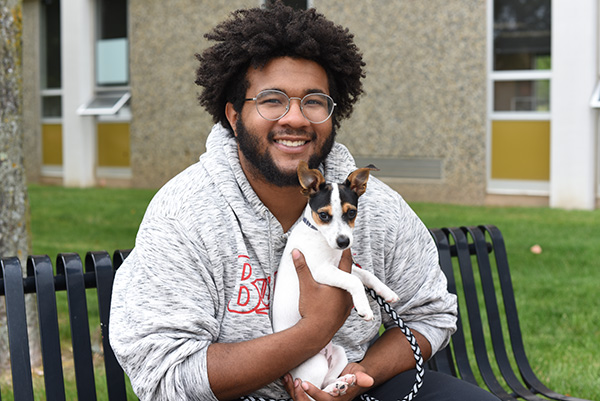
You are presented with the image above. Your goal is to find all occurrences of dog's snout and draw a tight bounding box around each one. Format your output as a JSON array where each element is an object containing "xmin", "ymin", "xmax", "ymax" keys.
[{"xmin": 336, "ymin": 236, "xmax": 350, "ymax": 249}]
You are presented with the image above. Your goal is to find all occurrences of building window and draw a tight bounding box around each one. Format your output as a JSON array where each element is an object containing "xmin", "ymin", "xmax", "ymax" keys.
[
  {"xmin": 492, "ymin": 0, "xmax": 551, "ymax": 112},
  {"xmin": 79, "ymin": 0, "xmax": 130, "ymax": 116},
  {"xmin": 94, "ymin": 0, "xmax": 132, "ymax": 176},
  {"xmin": 40, "ymin": 0, "xmax": 61, "ymax": 118},
  {"xmin": 493, "ymin": 1, "xmax": 551, "ymax": 71},
  {"xmin": 488, "ymin": 0, "xmax": 551, "ymax": 194},
  {"xmin": 96, "ymin": 0, "xmax": 129, "ymax": 86},
  {"xmin": 41, "ymin": 0, "xmax": 63, "ymax": 173},
  {"xmin": 493, "ymin": 80, "xmax": 550, "ymax": 112}
]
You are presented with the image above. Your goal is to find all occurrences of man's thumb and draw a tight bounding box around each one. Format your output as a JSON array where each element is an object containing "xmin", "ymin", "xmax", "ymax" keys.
[{"xmin": 292, "ymin": 249, "xmax": 312, "ymax": 279}]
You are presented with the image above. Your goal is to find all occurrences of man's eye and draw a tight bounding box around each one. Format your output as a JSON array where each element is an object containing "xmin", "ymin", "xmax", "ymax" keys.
[
  {"xmin": 260, "ymin": 98, "xmax": 284, "ymax": 105},
  {"xmin": 318, "ymin": 212, "xmax": 331, "ymax": 222},
  {"xmin": 304, "ymin": 99, "xmax": 325, "ymax": 107}
]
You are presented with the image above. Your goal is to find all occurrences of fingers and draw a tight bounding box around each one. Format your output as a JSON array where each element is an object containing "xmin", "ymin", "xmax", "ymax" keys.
[
  {"xmin": 298, "ymin": 380, "xmax": 324, "ymax": 400},
  {"xmin": 283, "ymin": 374, "xmax": 322, "ymax": 401},
  {"xmin": 292, "ymin": 248, "xmax": 353, "ymax": 336},
  {"xmin": 292, "ymin": 249, "xmax": 317, "ymax": 295},
  {"xmin": 292, "ymin": 249, "xmax": 312, "ymax": 278},
  {"xmin": 294, "ymin": 248, "xmax": 352, "ymax": 274},
  {"xmin": 282, "ymin": 374, "xmax": 295, "ymax": 397},
  {"xmin": 355, "ymin": 371, "xmax": 375, "ymax": 388},
  {"xmin": 338, "ymin": 249, "xmax": 353, "ymax": 273},
  {"xmin": 284, "ymin": 372, "xmax": 370, "ymax": 401}
]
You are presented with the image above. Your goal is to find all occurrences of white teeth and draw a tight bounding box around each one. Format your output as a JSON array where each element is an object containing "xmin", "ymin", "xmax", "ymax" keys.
[{"xmin": 276, "ymin": 139, "xmax": 307, "ymax": 147}]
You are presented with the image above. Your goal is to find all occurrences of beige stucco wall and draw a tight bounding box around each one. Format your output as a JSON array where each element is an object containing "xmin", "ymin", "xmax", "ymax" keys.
[
  {"xmin": 129, "ymin": 1, "xmax": 488, "ymax": 204},
  {"xmin": 128, "ymin": 0, "xmax": 258, "ymax": 188},
  {"xmin": 315, "ymin": 0, "xmax": 488, "ymax": 205}
]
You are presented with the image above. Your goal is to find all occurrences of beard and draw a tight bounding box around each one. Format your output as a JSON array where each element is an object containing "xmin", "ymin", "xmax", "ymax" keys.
[{"xmin": 235, "ymin": 118, "xmax": 336, "ymax": 187}]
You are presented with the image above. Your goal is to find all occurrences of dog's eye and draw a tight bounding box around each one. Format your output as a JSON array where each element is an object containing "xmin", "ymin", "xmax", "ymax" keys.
[
  {"xmin": 346, "ymin": 209, "xmax": 357, "ymax": 219},
  {"xmin": 318, "ymin": 212, "xmax": 331, "ymax": 222}
]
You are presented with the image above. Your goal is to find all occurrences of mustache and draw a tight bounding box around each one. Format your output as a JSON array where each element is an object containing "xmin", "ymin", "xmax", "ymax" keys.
[{"xmin": 267, "ymin": 129, "xmax": 317, "ymax": 141}]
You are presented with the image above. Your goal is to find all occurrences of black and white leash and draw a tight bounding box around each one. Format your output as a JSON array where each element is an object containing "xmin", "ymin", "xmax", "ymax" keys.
[
  {"xmin": 242, "ymin": 289, "xmax": 425, "ymax": 401},
  {"xmin": 359, "ymin": 288, "xmax": 424, "ymax": 401}
]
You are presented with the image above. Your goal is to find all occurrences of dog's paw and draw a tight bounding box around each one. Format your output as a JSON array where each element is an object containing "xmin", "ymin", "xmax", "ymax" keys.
[
  {"xmin": 377, "ymin": 287, "xmax": 399, "ymax": 304},
  {"xmin": 323, "ymin": 374, "xmax": 356, "ymax": 396},
  {"xmin": 356, "ymin": 308, "xmax": 374, "ymax": 321},
  {"xmin": 384, "ymin": 291, "xmax": 399, "ymax": 304}
]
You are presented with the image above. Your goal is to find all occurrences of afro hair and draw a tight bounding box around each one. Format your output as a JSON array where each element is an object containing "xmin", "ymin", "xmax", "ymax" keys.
[{"xmin": 195, "ymin": 1, "xmax": 365, "ymax": 131}]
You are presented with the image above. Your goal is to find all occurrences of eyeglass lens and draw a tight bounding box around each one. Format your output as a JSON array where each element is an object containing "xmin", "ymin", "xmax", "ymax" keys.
[{"xmin": 255, "ymin": 90, "xmax": 334, "ymax": 123}]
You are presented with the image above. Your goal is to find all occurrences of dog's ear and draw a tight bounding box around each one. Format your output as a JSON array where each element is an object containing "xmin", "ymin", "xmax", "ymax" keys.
[
  {"xmin": 346, "ymin": 164, "xmax": 379, "ymax": 197},
  {"xmin": 297, "ymin": 160, "xmax": 325, "ymax": 196}
]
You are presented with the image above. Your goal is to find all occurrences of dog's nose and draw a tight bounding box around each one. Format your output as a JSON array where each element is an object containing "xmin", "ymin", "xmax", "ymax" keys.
[{"xmin": 336, "ymin": 236, "xmax": 350, "ymax": 249}]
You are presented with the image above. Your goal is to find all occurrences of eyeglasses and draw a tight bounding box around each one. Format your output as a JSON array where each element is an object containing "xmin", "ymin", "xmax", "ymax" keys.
[{"xmin": 244, "ymin": 89, "xmax": 336, "ymax": 124}]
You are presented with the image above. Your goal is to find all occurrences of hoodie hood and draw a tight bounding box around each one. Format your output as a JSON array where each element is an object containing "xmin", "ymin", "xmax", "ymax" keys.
[{"xmin": 199, "ymin": 123, "xmax": 359, "ymax": 232}]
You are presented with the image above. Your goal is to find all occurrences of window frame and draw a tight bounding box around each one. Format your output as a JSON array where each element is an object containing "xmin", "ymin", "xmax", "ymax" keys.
[{"xmin": 487, "ymin": 0, "xmax": 552, "ymax": 196}]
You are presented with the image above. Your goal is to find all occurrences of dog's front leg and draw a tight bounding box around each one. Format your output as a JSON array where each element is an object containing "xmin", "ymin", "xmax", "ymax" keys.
[
  {"xmin": 351, "ymin": 266, "xmax": 399, "ymax": 303},
  {"xmin": 312, "ymin": 267, "xmax": 374, "ymax": 320}
]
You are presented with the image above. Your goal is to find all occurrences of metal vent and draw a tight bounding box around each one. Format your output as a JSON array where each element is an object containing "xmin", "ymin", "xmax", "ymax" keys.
[{"xmin": 354, "ymin": 157, "xmax": 443, "ymax": 180}]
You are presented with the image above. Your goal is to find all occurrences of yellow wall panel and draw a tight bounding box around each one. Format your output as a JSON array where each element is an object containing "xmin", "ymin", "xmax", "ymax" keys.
[
  {"xmin": 491, "ymin": 120, "xmax": 550, "ymax": 181},
  {"xmin": 97, "ymin": 122, "xmax": 130, "ymax": 167},
  {"xmin": 42, "ymin": 124, "xmax": 63, "ymax": 165}
]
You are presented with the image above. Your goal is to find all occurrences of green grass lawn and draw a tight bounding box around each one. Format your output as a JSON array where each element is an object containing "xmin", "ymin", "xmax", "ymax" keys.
[{"xmin": 11, "ymin": 184, "xmax": 599, "ymax": 400}]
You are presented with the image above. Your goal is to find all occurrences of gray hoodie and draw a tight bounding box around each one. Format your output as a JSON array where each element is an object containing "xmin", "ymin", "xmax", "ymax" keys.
[{"xmin": 109, "ymin": 123, "xmax": 457, "ymax": 400}]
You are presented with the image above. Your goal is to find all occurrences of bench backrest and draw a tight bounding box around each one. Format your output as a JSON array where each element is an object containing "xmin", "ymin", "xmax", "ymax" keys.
[
  {"xmin": 426, "ymin": 225, "xmax": 587, "ymax": 401},
  {"xmin": 0, "ymin": 250, "xmax": 131, "ymax": 401}
]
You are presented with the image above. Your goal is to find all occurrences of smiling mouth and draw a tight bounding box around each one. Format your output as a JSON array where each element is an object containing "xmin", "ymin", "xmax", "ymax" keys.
[{"xmin": 275, "ymin": 139, "xmax": 308, "ymax": 147}]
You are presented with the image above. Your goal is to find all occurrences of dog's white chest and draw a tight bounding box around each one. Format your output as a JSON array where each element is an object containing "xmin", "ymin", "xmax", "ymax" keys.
[{"xmin": 271, "ymin": 219, "xmax": 342, "ymax": 332}]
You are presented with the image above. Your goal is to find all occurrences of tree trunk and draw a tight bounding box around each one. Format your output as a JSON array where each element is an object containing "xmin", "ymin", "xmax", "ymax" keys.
[{"xmin": 0, "ymin": 0, "xmax": 41, "ymax": 373}]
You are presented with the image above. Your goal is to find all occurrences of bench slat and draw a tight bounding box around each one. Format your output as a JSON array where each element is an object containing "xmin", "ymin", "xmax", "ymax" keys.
[
  {"xmin": 427, "ymin": 229, "xmax": 458, "ymax": 376},
  {"xmin": 1, "ymin": 257, "xmax": 35, "ymax": 401},
  {"xmin": 429, "ymin": 228, "xmax": 479, "ymax": 385},
  {"xmin": 29, "ymin": 255, "xmax": 67, "ymax": 401},
  {"xmin": 445, "ymin": 227, "xmax": 520, "ymax": 400},
  {"xmin": 59, "ymin": 253, "xmax": 98, "ymax": 401},
  {"xmin": 113, "ymin": 249, "xmax": 131, "ymax": 270},
  {"xmin": 87, "ymin": 251, "xmax": 128, "ymax": 401}
]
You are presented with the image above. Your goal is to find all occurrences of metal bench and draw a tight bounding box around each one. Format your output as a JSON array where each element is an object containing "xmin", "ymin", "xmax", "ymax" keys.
[
  {"xmin": 0, "ymin": 226, "xmax": 592, "ymax": 400},
  {"xmin": 428, "ymin": 225, "xmax": 590, "ymax": 401},
  {"xmin": 0, "ymin": 250, "xmax": 131, "ymax": 401}
]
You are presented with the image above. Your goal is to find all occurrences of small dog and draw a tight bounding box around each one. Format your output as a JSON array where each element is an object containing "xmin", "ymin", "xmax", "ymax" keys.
[{"xmin": 272, "ymin": 161, "xmax": 399, "ymax": 397}]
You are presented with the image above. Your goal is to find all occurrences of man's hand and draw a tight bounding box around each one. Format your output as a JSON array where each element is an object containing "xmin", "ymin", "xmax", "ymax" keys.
[
  {"xmin": 282, "ymin": 363, "xmax": 374, "ymax": 400},
  {"xmin": 292, "ymin": 248, "xmax": 354, "ymax": 343},
  {"xmin": 207, "ymin": 249, "xmax": 357, "ymax": 399}
]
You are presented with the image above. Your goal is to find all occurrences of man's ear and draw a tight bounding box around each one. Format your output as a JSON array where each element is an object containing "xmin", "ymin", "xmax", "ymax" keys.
[{"xmin": 225, "ymin": 102, "xmax": 239, "ymax": 136}]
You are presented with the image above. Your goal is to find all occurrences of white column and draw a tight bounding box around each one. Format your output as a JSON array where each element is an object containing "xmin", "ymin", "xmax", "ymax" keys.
[
  {"xmin": 550, "ymin": 0, "xmax": 598, "ymax": 209},
  {"xmin": 61, "ymin": 0, "xmax": 96, "ymax": 187}
]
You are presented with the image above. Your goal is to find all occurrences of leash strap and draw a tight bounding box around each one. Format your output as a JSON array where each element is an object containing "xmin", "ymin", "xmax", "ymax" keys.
[
  {"xmin": 359, "ymin": 288, "xmax": 424, "ymax": 401},
  {"xmin": 240, "ymin": 289, "xmax": 425, "ymax": 401}
]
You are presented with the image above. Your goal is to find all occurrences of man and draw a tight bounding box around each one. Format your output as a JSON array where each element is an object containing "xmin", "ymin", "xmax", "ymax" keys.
[{"xmin": 109, "ymin": 3, "xmax": 500, "ymax": 401}]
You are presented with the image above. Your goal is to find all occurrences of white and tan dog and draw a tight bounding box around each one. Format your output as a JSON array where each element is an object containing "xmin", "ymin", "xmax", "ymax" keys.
[{"xmin": 272, "ymin": 161, "xmax": 399, "ymax": 397}]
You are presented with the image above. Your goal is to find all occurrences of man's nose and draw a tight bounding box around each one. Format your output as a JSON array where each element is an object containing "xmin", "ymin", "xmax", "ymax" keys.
[{"xmin": 278, "ymin": 98, "xmax": 310, "ymax": 127}]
